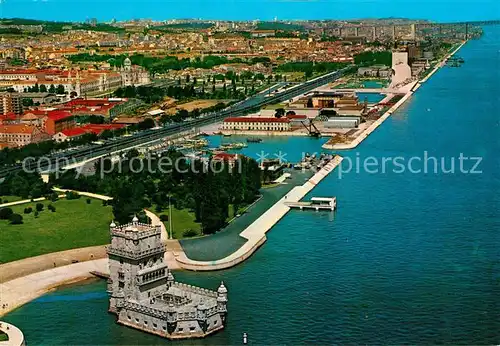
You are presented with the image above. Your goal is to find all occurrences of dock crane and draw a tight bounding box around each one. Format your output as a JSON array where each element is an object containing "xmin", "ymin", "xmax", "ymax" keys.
[{"xmin": 301, "ymin": 119, "xmax": 321, "ymax": 137}]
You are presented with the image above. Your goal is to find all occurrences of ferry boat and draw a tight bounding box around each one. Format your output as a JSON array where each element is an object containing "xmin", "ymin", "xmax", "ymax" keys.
[
  {"xmin": 247, "ymin": 138, "xmax": 263, "ymax": 143},
  {"xmin": 219, "ymin": 142, "xmax": 248, "ymax": 150}
]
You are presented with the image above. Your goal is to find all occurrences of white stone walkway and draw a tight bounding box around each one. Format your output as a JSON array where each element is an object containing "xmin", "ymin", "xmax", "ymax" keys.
[{"xmin": 0, "ymin": 321, "xmax": 25, "ymax": 345}]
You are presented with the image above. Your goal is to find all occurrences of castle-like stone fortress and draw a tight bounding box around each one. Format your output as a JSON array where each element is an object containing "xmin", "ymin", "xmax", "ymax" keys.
[{"xmin": 106, "ymin": 216, "xmax": 228, "ymax": 339}]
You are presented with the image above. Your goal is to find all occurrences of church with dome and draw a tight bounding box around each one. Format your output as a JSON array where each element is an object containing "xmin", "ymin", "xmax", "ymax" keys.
[
  {"xmin": 106, "ymin": 216, "xmax": 228, "ymax": 339},
  {"xmin": 117, "ymin": 57, "xmax": 151, "ymax": 87}
]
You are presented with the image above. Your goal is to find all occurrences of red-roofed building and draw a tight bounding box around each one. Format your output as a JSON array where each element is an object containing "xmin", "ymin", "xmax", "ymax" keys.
[
  {"xmin": 45, "ymin": 110, "xmax": 75, "ymax": 135},
  {"xmin": 212, "ymin": 152, "xmax": 239, "ymax": 168},
  {"xmin": 0, "ymin": 112, "xmax": 18, "ymax": 125},
  {"xmin": 53, "ymin": 123, "xmax": 125, "ymax": 142},
  {"xmin": 0, "ymin": 124, "xmax": 45, "ymax": 147},
  {"xmin": 53, "ymin": 127, "xmax": 89, "ymax": 142},
  {"xmin": 286, "ymin": 114, "xmax": 307, "ymax": 120},
  {"xmin": 221, "ymin": 117, "xmax": 291, "ymax": 132},
  {"xmin": 56, "ymin": 98, "xmax": 127, "ymax": 117}
]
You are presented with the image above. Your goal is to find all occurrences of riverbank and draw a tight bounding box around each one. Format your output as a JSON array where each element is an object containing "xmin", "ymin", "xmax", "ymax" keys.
[
  {"xmin": 0, "ymin": 259, "xmax": 107, "ymax": 317},
  {"xmin": 322, "ymin": 40, "xmax": 468, "ymax": 150}
]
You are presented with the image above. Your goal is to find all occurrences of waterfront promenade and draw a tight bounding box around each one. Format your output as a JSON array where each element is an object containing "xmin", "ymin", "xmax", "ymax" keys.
[
  {"xmin": 175, "ymin": 155, "xmax": 343, "ymax": 271},
  {"xmin": 322, "ymin": 40, "xmax": 468, "ymax": 150}
]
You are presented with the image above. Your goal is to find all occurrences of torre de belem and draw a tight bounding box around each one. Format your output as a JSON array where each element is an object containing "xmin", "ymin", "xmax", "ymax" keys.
[{"xmin": 106, "ymin": 216, "xmax": 228, "ymax": 339}]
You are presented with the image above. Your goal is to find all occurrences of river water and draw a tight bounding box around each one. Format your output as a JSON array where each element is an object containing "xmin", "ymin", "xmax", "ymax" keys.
[{"xmin": 3, "ymin": 27, "xmax": 500, "ymax": 344}]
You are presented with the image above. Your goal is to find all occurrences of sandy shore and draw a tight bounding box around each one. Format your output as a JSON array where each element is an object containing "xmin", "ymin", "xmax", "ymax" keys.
[
  {"xmin": 0, "ymin": 258, "xmax": 108, "ymax": 317},
  {"xmin": 322, "ymin": 40, "xmax": 468, "ymax": 151}
]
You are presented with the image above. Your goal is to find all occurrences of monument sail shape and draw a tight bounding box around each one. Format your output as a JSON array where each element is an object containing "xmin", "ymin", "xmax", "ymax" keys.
[{"xmin": 106, "ymin": 217, "xmax": 228, "ymax": 339}]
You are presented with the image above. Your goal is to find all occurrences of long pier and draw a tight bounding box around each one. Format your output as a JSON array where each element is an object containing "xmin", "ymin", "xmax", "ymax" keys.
[{"xmin": 175, "ymin": 156, "xmax": 343, "ymax": 271}]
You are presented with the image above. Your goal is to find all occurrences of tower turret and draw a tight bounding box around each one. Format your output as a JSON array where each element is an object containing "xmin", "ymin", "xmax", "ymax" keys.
[{"xmin": 217, "ymin": 281, "xmax": 228, "ymax": 321}]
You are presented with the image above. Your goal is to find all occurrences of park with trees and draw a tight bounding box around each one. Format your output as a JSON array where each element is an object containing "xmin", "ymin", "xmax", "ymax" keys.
[{"xmin": 53, "ymin": 148, "xmax": 262, "ymax": 236}]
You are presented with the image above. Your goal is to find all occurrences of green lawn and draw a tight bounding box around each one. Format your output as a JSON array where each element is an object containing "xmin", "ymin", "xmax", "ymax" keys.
[
  {"xmin": 0, "ymin": 195, "xmax": 24, "ymax": 204},
  {"xmin": 155, "ymin": 203, "xmax": 249, "ymax": 239},
  {"xmin": 0, "ymin": 332, "xmax": 8, "ymax": 342},
  {"xmin": 155, "ymin": 206, "xmax": 201, "ymax": 239},
  {"xmin": 0, "ymin": 198, "xmax": 113, "ymax": 263}
]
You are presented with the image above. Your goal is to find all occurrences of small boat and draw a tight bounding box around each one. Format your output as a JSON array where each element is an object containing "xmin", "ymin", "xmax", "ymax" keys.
[
  {"xmin": 223, "ymin": 134, "xmax": 232, "ymax": 137},
  {"xmin": 247, "ymin": 138, "xmax": 262, "ymax": 143}
]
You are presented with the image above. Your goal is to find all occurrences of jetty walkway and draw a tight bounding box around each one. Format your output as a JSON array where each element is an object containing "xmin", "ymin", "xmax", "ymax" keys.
[{"xmin": 175, "ymin": 155, "xmax": 343, "ymax": 271}]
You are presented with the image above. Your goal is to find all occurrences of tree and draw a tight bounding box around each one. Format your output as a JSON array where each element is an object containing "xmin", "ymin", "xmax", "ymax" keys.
[
  {"xmin": 24, "ymin": 207, "xmax": 33, "ymax": 214},
  {"xmin": 39, "ymin": 84, "xmax": 48, "ymax": 93},
  {"xmin": 56, "ymin": 84, "xmax": 65, "ymax": 94},
  {"xmin": 9, "ymin": 213, "xmax": 23, "ymax": 225},
  {"xmin": 65, "ymin": 191, "xmax": 81, "ymax": 200},
  {"xmin": 138, "ymin": 118, "xmax": 155, "ymax": 130},
  {"xmin": 49, "ymin": 84, "xmax": 56, "ymax": 94},
  {"xmin": 0, "ymin": 208, "xmax": 14, "ymax": 220},
  {"xmin": 22, "ymin": 98, "xmax": 34, "ymax": 107},
  {"xmin": 36, "ymin": 203, "xmax": 44, "ymax": 212},
  {"xmin": 307, "ymin": 98, "xmax": 313, "ymax": 108},
  {"xmin": 275, "ymin": 108, "xmax": 285, "ymax": 118}
]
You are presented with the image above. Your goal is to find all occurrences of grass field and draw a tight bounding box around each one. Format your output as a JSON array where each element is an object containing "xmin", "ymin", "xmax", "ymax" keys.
[
  {"xmin": 0, "ymin": 195, "xmax": 24, "ymax": 204},
  {"xmin": 0, "ymin": 332, "xmax": 8, "ymax": 342},
  {"xmin": 155, "ymin": 203, "xmax": 245, "ymax": 239},
  {"xmin": 155, "ymin": 206, "xmax": 202, "ymax": 239},
  {"xmin": 166, "ymin": 99, "xmax": 226, "ymax": 115},
  {"xmin": 0, "ymin": 198, "xmax": 113, "ymax": 263}
]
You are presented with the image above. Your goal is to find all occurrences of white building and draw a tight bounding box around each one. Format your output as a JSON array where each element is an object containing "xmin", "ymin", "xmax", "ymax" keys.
[
  {"xmin": 221, "ymin": 117, "xmax": 291, "ymax": 132},
  {"xmin": 118, "ymin": 58, "xmax": 150, "ymax": 86}
]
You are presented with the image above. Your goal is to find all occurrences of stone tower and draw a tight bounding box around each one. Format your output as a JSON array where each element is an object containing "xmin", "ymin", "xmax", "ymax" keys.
[
  {"xmin": 106, "ymin": 217, "xmax": 228, "ymax": 339},
  {"xmin": 107, "ymin": 216, "xmax": 168, "ymax": 313}
]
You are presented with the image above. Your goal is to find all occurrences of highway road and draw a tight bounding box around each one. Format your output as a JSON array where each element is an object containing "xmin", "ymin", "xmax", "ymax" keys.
[{"xmin": 0, "ymin": 66, "xmax": 353, "ymax": 178}]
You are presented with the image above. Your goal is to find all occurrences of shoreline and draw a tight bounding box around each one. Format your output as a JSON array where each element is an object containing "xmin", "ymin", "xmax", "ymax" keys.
[
  {"xmin": 322, "ymin": 40, "xmax": 468, "ymax": 151},
  {"xmin": 0, "ymin": 157, "xmax": 343, "ymax": 315}
]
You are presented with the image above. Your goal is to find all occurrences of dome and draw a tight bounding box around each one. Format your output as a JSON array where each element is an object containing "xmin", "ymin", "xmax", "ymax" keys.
[
  {"xmin": 110, "ymin": 220, "xmax": 117, "ymax": 228},
  {"xmin": 167, "ymin": 271, "xmax": 175, "ymax": 281},
  {"xmin": 218, "ymin": 281, "xmax": 227, "ymax": 294},
  {"xmin": 132, "ymin": 215, "xmax": 139, "ymax": 223},
  {"xmin": 124, "ymin": 57, "xmax": 132, "ymax": 66}
]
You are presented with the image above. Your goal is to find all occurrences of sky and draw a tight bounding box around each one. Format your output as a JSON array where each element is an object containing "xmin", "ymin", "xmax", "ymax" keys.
[{"xmin": 0, "ymin": 0, "xmax": 499, "ymax": 22}]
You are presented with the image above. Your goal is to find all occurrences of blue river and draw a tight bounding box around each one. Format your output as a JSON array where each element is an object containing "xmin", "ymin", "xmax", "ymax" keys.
[{"xmin": 3, "ymin": 27, "xmax": 500, "ymax": 344}]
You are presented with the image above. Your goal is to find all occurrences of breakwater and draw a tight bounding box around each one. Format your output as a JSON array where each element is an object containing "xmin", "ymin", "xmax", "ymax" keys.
[{"xmin": 175, "ymin": 155, "xmax": 343, "ymax": 271}]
